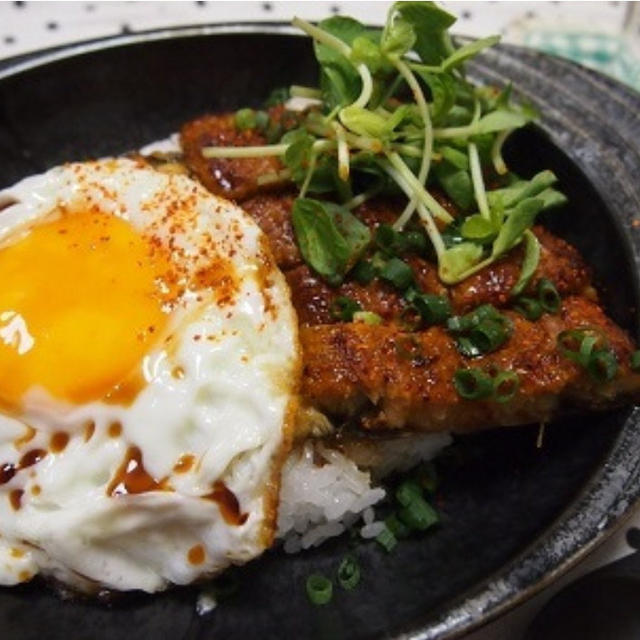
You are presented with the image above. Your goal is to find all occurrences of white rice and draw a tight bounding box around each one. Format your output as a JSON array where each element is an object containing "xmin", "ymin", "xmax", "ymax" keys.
[
  {"xmin": 277, "ymin": 433, "xmax": 452, "ymax": 551},
  {"xmin": 276, "ymin": 442, "xmax": 385, "ymax": 551},
  {"xmin": 360, "ymin": 521, "xmax": 386, "ymax": 539},
  {"xmin": 196, "ymin": 591, "xmax": 218, "ymax": 616}
]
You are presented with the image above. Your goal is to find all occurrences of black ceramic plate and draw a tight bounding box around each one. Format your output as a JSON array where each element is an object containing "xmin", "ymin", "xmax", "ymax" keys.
[{"xmin": 1, "ymin": 24, "xmax": 640, "ymax": 640}]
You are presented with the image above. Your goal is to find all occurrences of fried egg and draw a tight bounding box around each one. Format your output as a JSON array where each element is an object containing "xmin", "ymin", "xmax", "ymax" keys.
[{"xmin": 0, "ymin": 158, "xmax": 300, "ymax": 592}]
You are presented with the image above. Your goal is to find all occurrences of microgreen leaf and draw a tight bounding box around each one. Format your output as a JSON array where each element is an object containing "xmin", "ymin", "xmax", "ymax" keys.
[
  {"xmin": 394, "ymin": 2, "xmax": 457, "ymax": 65},
  {"xmin": 323, "ymin": 201, "xmax": 371, "ymax": 261},
  {"xmin": 440, "ymin": 35, "xmax": 500, "ymax": 72},
  {"xmin": 315, "ymin": 16, "xmax": 367, "ymax": 61},
  {"xmin": 209, "ymin": 4, "xmax": 568, "ymax": 291},
  {"xmin": 340, "ymin": 105, "xmax": 389, "ymax": 138},
  {"xmin": 486, "ymin": 170, "xmax": 559, "ymax": 209},
  {"xmin": 531, "ymin": 188, "xmax": 568, "ymax": 211},
  {"xmin": 439, "ymin": 145, "xmax": 469, "ymax": 170},
  {"xmin": 439, "ymin": 242, "xmax": 484, "ymax": 283},
  {"xmin": 474, "ymin": 108, "xmax": 534, "ymax": 135},
  {"xmin": 320, "ymin": 65, "xmax": 361, "ymax": 111},
  {"xmin": 282, "ymin": 129, "xmax": 315, "ymax": 177},
  {"xmin": 491, "ymin": 197, "xmax": 544, "ymax": 257},
  {"xmin": 351, "ymin": 35, "xmax": 384, "ymax": 72},
  {"xmin": 417, "ymin": 72, "xmax": 457, "ymax": 123},
  {"xmin": 381, "ymin": 15, "xmax": 416, "ymax": 56},
  {"xmin": 292, "ymin": 199, "xmax": 349, "ymax": 285},
  {"xmin": 510, "ymin": 229, "xmax": 540, "ymax": 296},
  {"xmin": 461, "ymin": 214, "xmax": 497, "ymax": 244},
  {"xmin": 434, "ymin": 162, "xmax": 474, "ymax": 211},
  {"xmin": 384, "ymin": 104, "xmax": 421, "ymax": 135},
  {"xmin": 313, "ymin": 17, "xmax": 369, "ymax": 110},
  {"xmin": 291, "ymin": 198, "xmax": 370, "ymax": 285},
  {"xmin": 443, "ymin": 104, "xmax": 474, "ymax": 127}
]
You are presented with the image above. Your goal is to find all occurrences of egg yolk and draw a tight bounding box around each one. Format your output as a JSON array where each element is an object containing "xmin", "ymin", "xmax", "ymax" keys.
[{"xmin": 0, "ymin": 209, "xmax": 173, "ymax": 409}]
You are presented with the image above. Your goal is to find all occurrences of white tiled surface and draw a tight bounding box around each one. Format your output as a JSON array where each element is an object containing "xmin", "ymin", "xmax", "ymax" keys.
[
  {"xmin": 0, "ymin": 2, "xmax": 639, "ymax": 639},
  {"xmin": 0, "ymin": 1, "xmax": 633, "ymax": 61}
]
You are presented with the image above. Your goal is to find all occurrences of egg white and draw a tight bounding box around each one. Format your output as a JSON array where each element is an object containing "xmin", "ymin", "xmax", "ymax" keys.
[{"xmin": 0, "ymin": 158, "xmax": 300, "ymax": 592}]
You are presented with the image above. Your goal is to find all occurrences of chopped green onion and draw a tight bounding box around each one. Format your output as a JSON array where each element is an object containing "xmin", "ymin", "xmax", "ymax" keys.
[
  {"xmin": 306, "ymin": 574, "xmax": 333, "ymax": 605},
  {"xmin": 465, "ymin": 318, "xmax": 511, "ymax": 355},
  {"xmin": 375, "ymin": 526, "xmax": 397, "ymax": 553},
  {"xmin": 579, "ymin": 334, "xmax": 599, "ymax": 365},
  {"xmin": 456, "ymin": 336, "xmax": 482, "ymax": 358},
  {"xmin": 557, "ymin": 329, "xmax": 586, "ymax": 364},
  {"xmin": 254, "ymin": 110, "xmax": 269, "ymax": 131},
  {"xmin": 453, "ymin": 368, "xmax": 494, "ymax": 400},
  {"xmin": 379, "ymin": 257, "xmax": 414, "ymax": 290},
  {"xmin": 234, "ymin": 108, "xmax": 257, "ymax": 130},
  {"xmin": 631, "ymin": 350, "xmax": 640, "ymax": 372},
  {"xmin": 587, "ymin": 350, "xmax": 618, "ymax": 383},
  {"xmin": 513, "ymin": 296, "xmax": 543, "ymax": 321},
  {"xmin": 396, "ymin": 480, "xmax": 423, "ymax": 507},
  {"xmin": 352, "ymin": 260, "xmax": 376, "ymax": 285},
  {"xmin": 331, "ymin": 296, "xmax": 362, "ymax": 321},
  {"xmin": 406, "ymin": 289, "xmax": 451, "ymax": 326},
  {"xmin": 557, "ymin": 329, "xmax": 606, "ymax": 366},
  {"xmin": 403, "ymin": 230, "xmax": 428, "ymax": 253},
  {"xmin": 398, "ymin": 497, "xmax": 439, "ymax": 531},
  {"xmin": 538, "ymin": 278, "xmax": 561, "ymax": 313},
  {"xmin": 447, "ymin": 304, "xmax": 507, "ymax": 334},
  {"xmin": 492, "ymin": 370, "xmax": 520, "ymax": 403},
  {"xmin": 337, "ymin": 556, "xmax": 361, "ymax": 591},
  {"xmin": 448, "ymin": 305, "xmax": 512, "ymax": 356},
  {"xmin": 375, "ymin": 224, "xmax": 399, "ymax": 255},
  {"xmin": 384, "ymin": 513, "xmax": 411, "ymax": 539},
  {"xmin": 557, "ymin": 328, "xmax": 618, "ymax": 383},
  {"xmin": 353, "ymin": 311, "xmax": 382, "ymax": 325},
  {"xmin": 375, "ymin": 224, "xmax": 429, "ymax": 257}
]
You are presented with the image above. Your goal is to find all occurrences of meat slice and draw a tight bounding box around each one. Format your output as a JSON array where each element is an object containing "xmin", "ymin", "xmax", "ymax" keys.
[
  {"xmin": 300, "ymin": 296, "xmax": 640, "ymax": 432},
  {"xmin": 450, "ymin": 226, "xmax": 593, "ymax": 312},
  {"xmin": 241, "ymin": 191, "xmax": 301, "ymax": 269},
  {"xmin": 285, "ymin": 226, "xmax": 591, "ymax": 327},
  {"xmin": 286, "ymin": 264, "xmax": 408, "ymax": 326},
  {"xmin": 180, "ymin": 113, "xmax": 283, "ymax": 201}
]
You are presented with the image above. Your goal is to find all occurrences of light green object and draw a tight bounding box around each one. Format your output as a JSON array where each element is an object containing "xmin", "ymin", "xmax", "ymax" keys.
[{"xmin": 524, "ymin": 31, "xmax": 640, "ymax": 90}]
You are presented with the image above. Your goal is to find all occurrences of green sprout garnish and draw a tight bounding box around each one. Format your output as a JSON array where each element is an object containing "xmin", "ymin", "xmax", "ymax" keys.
[{"xmin": 202, "ymin": 1, "xmax": 568, "ymax": 287}]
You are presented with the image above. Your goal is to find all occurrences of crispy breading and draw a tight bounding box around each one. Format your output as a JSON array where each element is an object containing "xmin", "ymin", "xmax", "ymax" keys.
[
  {"xmin": 241, "ymin": 191, "xmax": 301, "ymax": 269},
  {"xmin": 177, "ymin": 112, "xmax": 636, "ymax": 434},
  {"xmin": 285, "ymin": 225, "xmax": 591, "ymax": 326},
  {"xmin": 449, "ymin": 226, "xmax": 592, "ymax": 312},
  {"xmin": 286, "ymin": 264, "xmax": 408, "ymax": 325},
  {"xmin": 180, "ymin": 113, "xmax": 283, "ymax": 201},
  {"xmin": 300, "ymin": 296, "xmax": 640, "ymax": 431}
]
